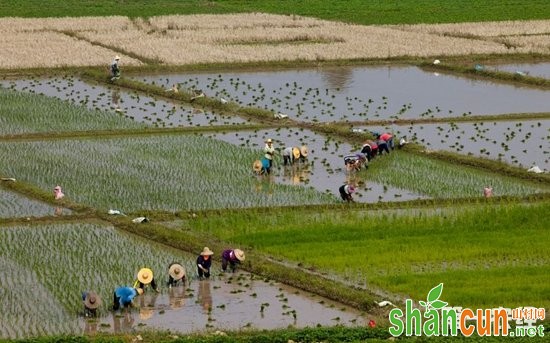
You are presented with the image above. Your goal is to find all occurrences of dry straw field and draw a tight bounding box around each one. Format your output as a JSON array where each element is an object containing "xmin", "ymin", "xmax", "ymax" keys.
[{"xmin": 1, "ymin": 13, "xmax": 549, "ymax": 69}]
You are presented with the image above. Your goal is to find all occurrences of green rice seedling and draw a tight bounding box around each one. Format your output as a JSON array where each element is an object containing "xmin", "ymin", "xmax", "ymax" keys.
[
  {"xmin": 0, "ymin": 134, "xmax": 335, "ymax": 211},
  {"xmin": 0, "ymin": 87, "xmax": 145, "ymax": 135},
  {"xmin": 186, "ymin": 202, "xmax": 550, "ymax": 309},
  {"xmin": 0, "ymin": 187, "xmax": 61, "ymax": 218},
  {"xmin": 0, "ymin": 221, "xmax": 196, "ymax": 336},
  {"xmin": 367, "ymin": 151, "xmax": 547, "ymax": 198}
]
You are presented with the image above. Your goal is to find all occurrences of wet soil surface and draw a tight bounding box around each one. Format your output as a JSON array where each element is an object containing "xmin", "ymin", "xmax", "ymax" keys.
[{"xmin": 81, "ymin": 272, "xmax": 379, "ymax": 335}]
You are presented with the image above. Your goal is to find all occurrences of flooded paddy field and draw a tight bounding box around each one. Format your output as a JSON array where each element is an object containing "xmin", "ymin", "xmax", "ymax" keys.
[
  {"xmin": 80, "ymin": 274, "xmax": 369, "ymax": 336},
  {"xmin": 132, "ymin": 65, "xmax": 550, "ymax": 122},
  {"xmin": 204, "ymin": 127, "xmax": 425, "ymax": 203},
  {"xmin": 488, "ymin": 62, "xmax": 550, "ymax": 79},
  {"xmin": 359, "ymin": 119, "xmax": 550, "ymax": 170},
  {"xmin": 0, "ymin": 186, "xmax": 68, "ymax": 218},
  {"xmin": 0, "ymin": 222, "xmax": 370, "ymax": 339},
  {"xmin": 0, "ymin": 77, "xmax": 249, "ymax": 128}
]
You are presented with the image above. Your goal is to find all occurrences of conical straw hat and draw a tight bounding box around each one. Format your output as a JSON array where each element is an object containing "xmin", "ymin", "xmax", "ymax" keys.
[
  {"xmin": 137, "ymin": 268, "xmax": 154, "ymax": 284},
  {"xmin": 169, "ymin": 263, "xmax": 185, "ymax": 280}
]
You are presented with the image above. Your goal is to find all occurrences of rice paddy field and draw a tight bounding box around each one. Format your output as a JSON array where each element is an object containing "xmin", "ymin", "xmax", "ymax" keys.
[{"xmin": 0, "ymin": 2, "xmax": 549, "ymax": 341}]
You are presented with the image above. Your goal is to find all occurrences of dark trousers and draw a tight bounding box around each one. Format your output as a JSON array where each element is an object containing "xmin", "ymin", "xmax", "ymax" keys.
[
  {"xmin": 198, "ymin": 267, "xmax": 211, "ymax": 278},
  {"xmin": 222, "ymin": 258, "xmax": 238, "ymax": 272},
  {"xmin": 167, "ymin": 276, "xmax": 185, "ymax": 287},
  {"xmin": 339, "ymin": 185, "xmax": 353, "ymax": 202},
  {"xmin": 112, "ymin": 293, "xmax": 130, "ymax": 311},
  {"xmin": 378, "ymin": 142, "xmax": 390, "ymax": 155},
  {"xmin": 138, "ymin": 278, "xmax": 158, "ymax": 291},
  {"xmin": 361, "ymin": 146, "xmax": 373, "ymax": 161},
  {"xmin": 283, "ymin": 155, "xmax": 292, "ymax": 166}
]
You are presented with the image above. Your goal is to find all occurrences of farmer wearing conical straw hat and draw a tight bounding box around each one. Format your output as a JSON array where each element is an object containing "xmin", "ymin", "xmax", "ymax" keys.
[
  {"xmin": 263, "ymin": 138, "xmax": 275, "ymax": 172},
  {"xmin": 221, "ymin": 248, "xmax": 245, "ymax": 273},
  {"xmin": 167, "ymin": 262, "xmax": 186, "ymax": 287},
  {"xmin": 197, "ymin": 247, "xmax": 214, "ymax": 279},
  {"xmin": 82, "ymin": 291, "xmax": 101, "ymax": 317},
  {"xmin": 110, "ymin": 55, "xmax": 121, "ymax": 81},
  {"xmin": 133, "ymin": 267, "xmax": 159, "ymax": 293}
]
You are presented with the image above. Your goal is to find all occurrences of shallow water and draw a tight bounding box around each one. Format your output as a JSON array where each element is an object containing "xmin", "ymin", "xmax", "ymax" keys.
[
  {"xmin": 359, "ymin": 119, "xmax": 550, "ymax": 170},
  {"xmin": 133, "ymin": 65, "xmax": 550, "ymax": 122},
  {"xmin": 205, "ymin": 127, "xmax": 427, "ymax": 203},
  {"xmin": 488, "ymin": 62, "xmax": 550, "ymax": 79},
  {"xmin": 0, "ymin": 77, "xmax": 248, "ymax": 128},
  {"xmin": 80, "ymin": 272, "xmax": 372, "ymax": 335},
  {"xmin": 0, "ymin": 186, "xmax": 70, "ymax": 218}
]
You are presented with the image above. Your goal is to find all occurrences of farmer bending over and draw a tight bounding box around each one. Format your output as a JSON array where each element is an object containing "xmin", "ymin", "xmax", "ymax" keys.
[
  {"xmin": 221, "ymin": 248, "xmax": 245, "ymax": 272},
  {"xmin": 197, "ymin": 247, "xmax": 214, "ymax": 279},
  {"xmin": 112, "ymin": 286, "xmax": 143, "ymax": 310},
  {"xmin": 167, "ymin": 263, "xmax": 186, "ymax": 288},
  {"xmin": 133, "ymin": 267, "xmax": 159, "ymax": 293}
]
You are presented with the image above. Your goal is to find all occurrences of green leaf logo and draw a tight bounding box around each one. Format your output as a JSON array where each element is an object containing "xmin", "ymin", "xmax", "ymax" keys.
[{"xmin": 422, "ymin": 283, "xmax": 448, "ymax": 310}]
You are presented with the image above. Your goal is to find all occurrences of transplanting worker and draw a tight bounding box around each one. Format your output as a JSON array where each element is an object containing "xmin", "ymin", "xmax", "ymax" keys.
[
  {"xmin": 112, "ymin": 286, "xmax": 143, "ymax": 311},
  {"xmin": 339, "ymin": 184, "xmax": 355, "ymax": 202},
  {"xmin": 110, "ymin": 55, "xmax": 121, "ymax": 80},
  {"xmin": 82, "ymin": 291, "xmax": 101, "ymax": 317},
  {"xmin": 379, "ymin": 132, "xmax": 394, "ymax": 150},
  {"xmin": 197, "ymin": 247, "xmax": 214, "ymax": 279},
  {"xmin": 133, "ymin": 267, "xmax": 159, "ymax": 293},
  {"xmin": 221, "ymin": 248, "xmax": 245, "ymax": 273},
  {"xmin": 264, "ymin": 139, "xmax": 275, "ymax": 172},
  {"xmin": 167, "ymin": 263, "xmax": 186, "ymax": 288}
]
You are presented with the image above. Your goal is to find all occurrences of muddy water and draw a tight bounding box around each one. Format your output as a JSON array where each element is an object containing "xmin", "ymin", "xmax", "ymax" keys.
[
  {"xmin": 488, "ymin": 62, "xmax": 550, "ymax": 79},
  {"xmin": 0, "ymin": 77, "xmax": 248, "ymax": 127},
  {"xmin": 0, "ymin": 186, "xmax": 70, "ymax": 218},
  {"xmin": 205, "ymin": 127, "xmax": 427, "ymax": 203},
  {"xmin": 358, "ymin": 119, "xmax": 549, "ymax": 170},
  {"xmin": 81, "ymin": 272, "xmax": 373, "ymax": 335},
  {"xmin": 133, "ymin": 65, "xmax": 550, "ymax": 122}
]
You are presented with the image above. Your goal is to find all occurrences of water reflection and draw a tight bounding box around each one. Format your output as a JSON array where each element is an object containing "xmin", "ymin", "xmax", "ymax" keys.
[
  {"xmin": 169, "ymin": 285, "xmax": 186, "ymax": 310},
  {"xmin": 321, "ymin": 66, "xmax": 354, "ymax": 91},
  {"xmin": 83, "ymin": 319, "xmax": 98, "ymax": 335},
  {"xmin": 198, "ymin": 280, "xmax": 213, "ymax": 313},
  {"xmin": 282, "ymin": 163, "xmax": 311, "ymax": 185},
  {"xmin": 139, "ymin": 293, "xmax": 158, "ymax": 321},
  {"xmin": 112, "ymin": 311, "xmax": 134, "ymax": 333}
]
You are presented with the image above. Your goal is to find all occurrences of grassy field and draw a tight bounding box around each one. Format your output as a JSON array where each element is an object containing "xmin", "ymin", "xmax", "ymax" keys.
[
  {"xmin": 184, "ymin": 202, "xmax": 550, "ymax": 309},
  {"xmin": 1, "ymin": 0, "xmax": 550, "ymax": 24}
]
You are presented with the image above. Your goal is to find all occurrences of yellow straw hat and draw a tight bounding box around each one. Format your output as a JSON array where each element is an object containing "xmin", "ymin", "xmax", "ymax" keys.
[
  {"xmin": 233, "ymin": 249, "xmax": 245, "ymax": 261},
  {"xmin": 300, "ymin": 146, "xmax": 308, "ymax": 157},
  {"xmin": 168, "ymin": 263, "xmax": 186, "ymax": 280},
  {"xmin": 292, "ymin": 147, "xmax": 301, "ymax": 160},
  {"xmin": 137, "ymin": 268, "xmax": 154, "ymax": 284},
  {"xmin": 253, "ymin": 160, "xmax": 262, "ymax": 173},
  {"xmin": 83, "ymin": 291, "xmax": 102, "ymax": 309},
  {"xmin": 201, "ymin": 247, "xmax": 214, "ymax": 256}
]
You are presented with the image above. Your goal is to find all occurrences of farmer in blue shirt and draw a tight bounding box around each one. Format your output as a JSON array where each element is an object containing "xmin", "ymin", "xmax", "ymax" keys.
[{"xmin": 112, "ymin": 286, "xmax": 143, "ymax": 310}]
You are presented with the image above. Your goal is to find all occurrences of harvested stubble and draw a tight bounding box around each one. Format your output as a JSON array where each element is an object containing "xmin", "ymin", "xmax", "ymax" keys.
[{"xmin": 1, "ymin": 14, "xmax": 549, "ymax": 69}]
